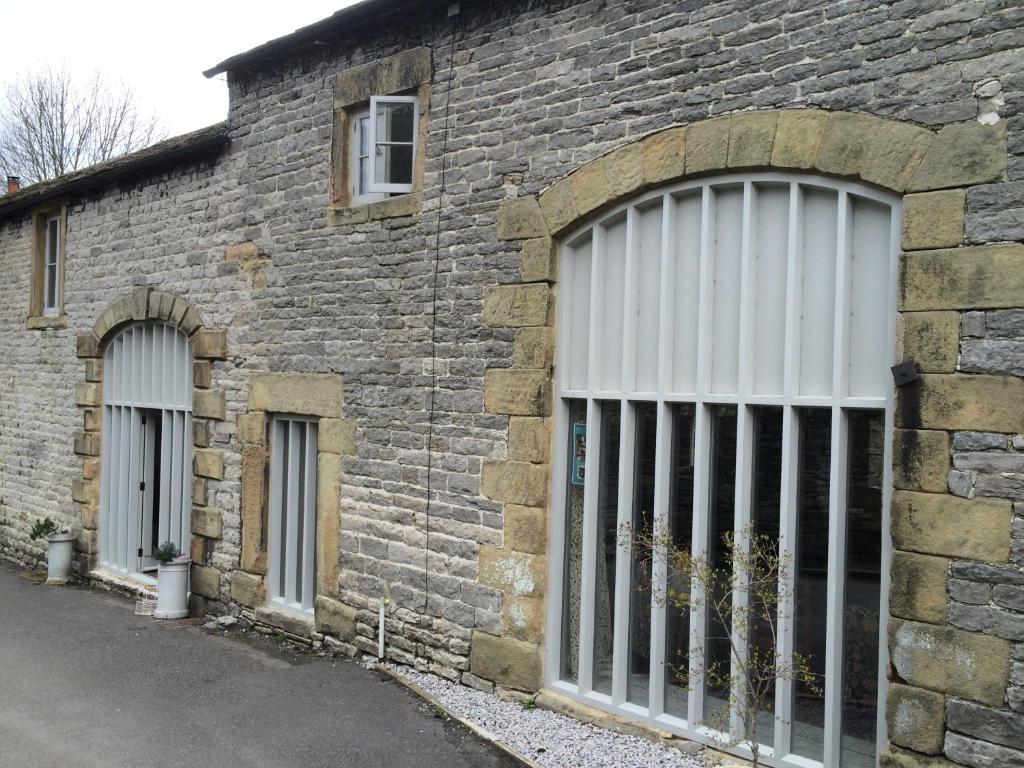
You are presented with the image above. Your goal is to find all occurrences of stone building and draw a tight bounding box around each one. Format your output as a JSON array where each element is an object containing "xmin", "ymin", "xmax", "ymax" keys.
[{"xmin": 1, "ymin": 1, "xmax": 1023, "ymax": 766}]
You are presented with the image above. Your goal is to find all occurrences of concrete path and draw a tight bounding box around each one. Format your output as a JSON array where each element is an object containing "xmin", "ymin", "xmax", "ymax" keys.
[{"xmin": 0, "ymin": 562, "xmax": 519, "ymax": 768}]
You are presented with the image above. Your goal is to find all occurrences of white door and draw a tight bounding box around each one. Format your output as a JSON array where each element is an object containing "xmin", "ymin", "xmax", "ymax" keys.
[{"xmin": 99, "ymin": 322, "xmax": 193, "ymax": 581}]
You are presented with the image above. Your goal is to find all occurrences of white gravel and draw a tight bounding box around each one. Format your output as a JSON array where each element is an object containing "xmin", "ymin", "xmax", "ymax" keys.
[{"xmin": 382, "ymin": 663, "xmax": 712, "ymax": 768}]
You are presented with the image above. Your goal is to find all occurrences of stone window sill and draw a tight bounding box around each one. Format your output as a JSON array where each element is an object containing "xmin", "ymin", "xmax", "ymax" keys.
[
  {"xmin": 328, "ymin": 192, "xmax": 422, "ymax": 226},
  {"xmin": 26, "ymin": 314, "xmax": 68, "ymax": 330}
]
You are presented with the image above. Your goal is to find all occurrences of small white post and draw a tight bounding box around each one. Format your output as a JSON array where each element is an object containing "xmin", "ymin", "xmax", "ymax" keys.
[{"xmin": 378, "ymin": 600, "xmax": 385, "ymax": 660}]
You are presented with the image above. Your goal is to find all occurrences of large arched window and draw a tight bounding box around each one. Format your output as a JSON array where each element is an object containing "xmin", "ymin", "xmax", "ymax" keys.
[
  {"xmin": 99, "ymin": 322, "xmax": 193, "ymax": 581},
  {"xmin": 548, "ymin": 173, "xmax": 898, "ymax": 768}
]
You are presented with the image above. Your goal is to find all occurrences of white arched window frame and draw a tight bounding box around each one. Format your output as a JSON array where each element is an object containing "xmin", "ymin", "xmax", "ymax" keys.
[
  {"xmin": 546, "ymin": 172, "xmax": 899, "ymax": 768},
  {"xmin": 99, "ymin": 321, "xmax": 193, "ymax": 582}
]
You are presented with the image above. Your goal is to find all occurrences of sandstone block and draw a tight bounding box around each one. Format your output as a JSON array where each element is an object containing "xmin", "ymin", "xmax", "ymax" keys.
[
  {"xmin": 319, "ymin": 418, "xmax": 357, "ymax": 456},
  {"xmin": 815, "ymin": 111, "xmax": 882, "ymax": 178},
  {"xmin": 685, "ymin": 116, "xmax": 730, "ymax": 175},
  {"xmin": 896, "ymin": 311, "xmax": 959, "ymax": 373},
  {"xmin": 193, "ymin": 448, "xmax": 225, "ymax": 481},
  {"xmin": 190, "ymin": 564, "xmax": 220, "ymax": 599},
  {"xmin": 482, "ymin": 283, "xmax": 549, "ymax": 327},
  {"xmin": 508, "ymin": 417, "xmax": 550, "ymax": 464},
  {"xmin": 469, "ymin": 631, "xmax": 541, "ymax": 692},
  {"xmin": 569, "ymin": 159, "xmax": 612, "ymax": 218},
  {"xmin": 479, "ymin": 546, "xmax": 546, "ymax": 599},
  {"xmin": 496, "ymin": 196, "xmax": 548, "ymax": 240},
  {"xmin": 897, "ymin": 373, "xmax": 1024, "ymax": 433},
  {"xmin": 889, "ymin": 550, "xmax": 949, "ymax": 624},
  {"xmin": 481, "ymin": 460, "xmax": 549, "ymax": 506},
  {"xmin": 889, "ymin": 618, "xmax": 1010, "ymax": 706},
  {"xmin": 538, "ymin": 177, "xmax": 578, "ymax": 236},
  {"xmin": 512, "ymin": 327, "xmax": 554, "ymax": 370},
  {"xmin": 892, "ymin": 490, "xmax": 1011, "ymax": 563},
  {"xmin": 314, "ymin": 595, "xmax": 357, "ymax": 641},
  {"xmin": 191, "ymin": 506, "xmax": 222, "ymax": 539},
  {"xmin": 727, "ymin": 110, "xmax": 777, "ymax": 168},
  {"xmin": 640, "ymin": 126, "xmax": 685, "ymax": 184},
  {"xmin": 503, "ymin": 504, "xmax": 547, "ymax": 555},
  {"xmin": 900, "ymin": 244, "xmax": 1024, "ymax": 311},
  {"xmin": 191, "ymin": 329, "xmax": 227, "ymax": 360},
  {"xmin": 771, "ymin": 109, "xmax": 828, "ymax": 169},
  {"xmin": 235, "ymin": 411, "xmax": 267, "ymax": 446},
  {"xmin": 887, "ymin": 683, "xmax": 946, "ymax": 754},
  {"xmin": 862, "ymin": 120, "xmax": 934, "ymax": 192},
  {"xmin": 483, "ymin": 369, "xmax": 549, "ymax": 416},
  {"xmin": 231, "ymin": 570, "xmax": 265, "ymax": 608},
  {"xmin": 893, "ymin": 428, "xmax": 951, "ymax": 494},
  {"xmin": 193, "ymin": 389, "xmax": 226, "ymax": 420},
  {"xmin": 910, "ymin": 121, "xmax": 1008, "ymax": 191},
  {"xmin": 249, "ymin": 373, "xmax": 344, "ymax": 418},
  {"xmin": 317, "ymin": 452, "xmax": 342, "ymax": 596},
  {"xmin": 520, "ymin": 237, "xmax": 557, "ymax": 283},
  {"xmin": 902, "ymin": 190, "xmax": 966, "ymax": 250}
]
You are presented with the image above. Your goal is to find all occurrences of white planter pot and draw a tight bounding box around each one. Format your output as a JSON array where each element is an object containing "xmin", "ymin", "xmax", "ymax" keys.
[
  {"xmin": 154, "ymin": 560, "xmax": 191, "ymax": 619},
  {"xmin": 46, "ymin": 533, "xmax": 74, "ymax": 584}
]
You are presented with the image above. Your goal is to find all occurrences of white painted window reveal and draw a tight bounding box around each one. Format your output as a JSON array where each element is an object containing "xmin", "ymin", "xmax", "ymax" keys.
[
  {"xmin": 99, "ymin": 322, "xmax": 193, "ymax": 581},
  {"xmin": 548, "ymin": 173, "xmax": 898, "ymax": 768},
  {"xmin": 268, "ymin": 416, "xmax": 319, "ymax": 613}
]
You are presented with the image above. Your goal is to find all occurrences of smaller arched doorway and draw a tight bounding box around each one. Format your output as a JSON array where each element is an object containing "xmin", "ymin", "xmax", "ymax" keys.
[{"xmin": 99, "ymin": 321, "xmax": 193, "ymax": 580}]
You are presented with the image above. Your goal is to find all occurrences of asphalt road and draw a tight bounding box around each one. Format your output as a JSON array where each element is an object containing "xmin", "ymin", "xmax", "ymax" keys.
[{"xmin": 0, "ymin": 562, "xmax": 519, "ymax": 768}]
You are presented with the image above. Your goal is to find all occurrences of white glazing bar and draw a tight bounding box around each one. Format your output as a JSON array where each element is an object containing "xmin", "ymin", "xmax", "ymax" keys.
[
  {"xmin": 620, "ymin": 207, "xmax": 638, "ymax": 393},
  {"xmin": 823, "ymin": 191, "xmax": 852, "ymax": 767},
  {"xmin": 687, "ymin": 403, "xmax": 711, "ymax": 725},
  {"xmin": 774, "ymin": 405, "xmax": 799, "ymax": 755},
  {"xmin": 134, "ymin": 327, "xmax": 143, "ymax": 405},
  {"xmin": 875, "ymin": 204, "xmax": 901, "ymax": 757},
  {"xmin": 169, "ymin": 411, "xmax": 183, "ymax": 553},
  {"xmin": 268, "ymin": 421, "xmax": 285, "ymax": 602},
  {"xmin": 576, "ymin": 399, "xmax": 602, "ymax": 693},
  {"xmin": 648, "ymin": 401, "xmax": 672, "ymax": 717},
  {"xmin": 127, "ymin": 407, "xmax": 143, "ymax": 573},
  {"xmin": 656, "ymin": 194, "xmax": 676, "ymax": 397},
  {"xmin": 729, "ymin": 404, "xmax": 754, "ymax": 740},
  {"xmin": 694, "ymin": 186, "xmax": 715, "ymax": 398},
  {"xmin": 285, "ymin": 421, "xmax": 302, "ymax": 605},
  {"xmin": 179, "ymin": 411, "xmax": 192, "ymax": 545},
  {"xmin": 117, "ymin": 406, "xmax": 131, "ymax": 571},
  {"xmin": 141, "ymin": 325, "xmax": 152, "ymax": 406},
  {"xmin": 301, "ymin": 422, "xmax": 319, "ymax": 611},
  {"xmin": 546, "ymin": 397, "xmax": 571, "ymax": 683},
  {"xmin": 611, "ymin": 400, "xmax": 636, "ymax": 706},
  {"xmin": 159, "ymin": 410, "xmax": 172, "ymax": 546},
  {"xmin": 99, "ymin": 405, "xmax": 112, "ymax": 566},
  {"xmin": 557, "ymin": 247, "xmax": 574, "ymax": 395},
  {"xmin": 736, "ymin": 181, "xmax": 755, "ymax": 398}
]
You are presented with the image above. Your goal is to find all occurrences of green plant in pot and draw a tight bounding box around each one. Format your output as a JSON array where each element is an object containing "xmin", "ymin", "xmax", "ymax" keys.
[
  {"xmin": 30, "ymin": 517, "xmax": 73, "ymax": 585},
  {"xmin": 152, "ymin": 540, "xmax": 191, "ymax": 619}
]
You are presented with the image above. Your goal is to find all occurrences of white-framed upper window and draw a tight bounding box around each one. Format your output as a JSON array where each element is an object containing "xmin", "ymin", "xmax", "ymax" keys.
[
  {"xmin": 548, "ymin": 173, "xmax": 899, "ymax": 768},
  {"xmin": 42, "ymin": 214, "xmax": 62, "ymax": 315},
  {"xmin": 268, "ymin": 416, "xmax": 319, "ymax": 613},
  {"xmin": 366, "ymin": 94, "xmax": 417, "ymax": 195}
]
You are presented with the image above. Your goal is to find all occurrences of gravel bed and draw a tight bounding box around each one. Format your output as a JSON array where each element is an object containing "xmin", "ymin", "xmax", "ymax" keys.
[{"xmin": 383, "ymin": 663, "xmax": 712, "ymax": 768}]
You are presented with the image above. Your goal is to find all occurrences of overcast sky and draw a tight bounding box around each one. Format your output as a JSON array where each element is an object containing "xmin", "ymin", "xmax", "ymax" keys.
[{"xmin": 0, "ymin": 0, "xmax": 360, "ymax": 137}]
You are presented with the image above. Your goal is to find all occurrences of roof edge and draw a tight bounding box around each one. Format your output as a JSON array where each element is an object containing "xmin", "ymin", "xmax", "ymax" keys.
[
  {"xmin": 203, "ymin": 0, "xmax": 432, "ymax": 78},
  {"xmin": 0, "ymin": 122, "xmax": 229, "ymax": 220}
]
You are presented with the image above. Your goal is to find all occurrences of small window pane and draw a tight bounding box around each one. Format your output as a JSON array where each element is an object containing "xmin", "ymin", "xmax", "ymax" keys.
[
  {"xmin": 592, "ymin": 400, "xmax": 621, "ymax": 695},
  {"xmin": 44, "ymin": 263, "xmax": 57, "ymax": 310},
  {"xmin": 627, "ymin": 402, "xmax": 657, "ymax": 705},
  {"xmin": 269, "ymin": 417, "xmax": 318, "ymax": 612},
  {"xmin": 792, "ymin": 408, "xmax": 832, "ymax": 762},
  {"xmin": 704, "ymin": 404, "xmax": 737, "ymax": 725},
  {"xmin": 841, "ymin": 411, "xmax": 884, "ymax": 766},
  {"xmin": 561, "ymin": 400, "xmax": 587, "ymax": 684},
  {"xmin": 375, "ymin": 100, "xmax": 415, "ymax": 143},
  {"xmin": 358, "ymin": 115, "xmax": 370, "ymax": 156},
  {"xmin": 374, "ymin": 143, "xmax": 414, "ymax": 186},
  {"xmin": 665, "ymin": 404, "xmax": 695, "ymax": 719}
]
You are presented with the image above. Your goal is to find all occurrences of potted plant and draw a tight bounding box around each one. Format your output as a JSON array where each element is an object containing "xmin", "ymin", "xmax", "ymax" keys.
[
  {"xmin": 152, "ymin": 540, "xmax": 190, "ymax": 619},
  {"xmin": 29, "ymin": 517, "xmax": 73, "ymax": 585}
]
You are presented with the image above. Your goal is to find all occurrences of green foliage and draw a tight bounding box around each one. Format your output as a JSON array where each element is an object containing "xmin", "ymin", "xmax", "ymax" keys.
[
  {"xmin": 29, "ymin": 518, "xmax": 59, "ymax": 541},
  {"xmin": 152, "ymin": 540, "xmax": 182, "ymax": 564},
  {"xmin": 521, "ymin": 696, "xmax": 538, "ymax": 711},
  {"xmin": 623, "ymin": 522, "xmax": 821, "ymax": 768}
]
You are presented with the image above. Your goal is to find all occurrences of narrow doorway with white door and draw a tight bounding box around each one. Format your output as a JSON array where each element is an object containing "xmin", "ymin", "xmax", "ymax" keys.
[{"xmin": 99, "ymin": 322, "xmax": 193, "ymax": 584}]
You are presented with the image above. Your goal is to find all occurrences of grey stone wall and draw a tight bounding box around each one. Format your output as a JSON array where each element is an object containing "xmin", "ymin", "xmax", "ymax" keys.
[{"xmin": 0, "ymin": 0, "xmax": 1023, "ymax": 759}]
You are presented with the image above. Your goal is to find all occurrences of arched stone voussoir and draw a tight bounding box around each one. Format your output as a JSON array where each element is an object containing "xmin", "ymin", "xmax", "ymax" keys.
[
  {"xmin": 91, "ymin": 287, "xmax": 208, "ymax": 344},
  {"xmin": 535, "ymin": 108, "xmax": 1007, "ymax": 237}
]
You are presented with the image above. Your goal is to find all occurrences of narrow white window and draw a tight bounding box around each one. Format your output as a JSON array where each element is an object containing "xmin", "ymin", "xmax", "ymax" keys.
[
  {"xmin": 42, "ymin": 214, "xmax": 61, "ymax": 315},
  {"xmin": 268, "ymin": 416, "xmax": 318, "ymax": 613},
  {"xmin": 367, "ymin": 95, "xmax": 417, "ymax": 194},
  {"xmin": 549, "ymin": 174, "xmax": 899, "ymax": 768},
  {"xmin": 351, "ymin": 110, "xmax": 387, "ymax": 205}
]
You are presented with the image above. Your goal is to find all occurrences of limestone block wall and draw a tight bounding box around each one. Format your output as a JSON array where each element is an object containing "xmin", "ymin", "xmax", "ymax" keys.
[{"xmin": 0, "ymin": 1, "xmax": 1022, "ymax": 763}]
